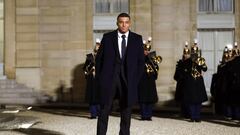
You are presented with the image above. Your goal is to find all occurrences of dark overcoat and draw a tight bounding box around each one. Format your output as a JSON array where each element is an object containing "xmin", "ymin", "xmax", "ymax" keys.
[
  {"xmin": 213, "ymin": 63, "xmax": 229, "ymax": 114},
  {"xmin": 226, "ymin": 56, "xmax": 240, "ymax": 105},
  {"xmin": 83, "ymin": 53, "xmax": 99, "ymax": 104},
  {"xmin": 138, "ymin": 55, "xmax": 158, "ymax": 104},
  {"xmin": 95, "ymin": 30, "xmax": 144, "ymax": 107},
  {"xmin": 174, "ymin": 59, "xmax": 185, "ymax": 102},
  {"xmin": 210, "ymin": 64, "xmax": 228, "ymax": 105},
  {"xmin": 174, "ymin": 58, "xmax": 208, "ymax": 104}
]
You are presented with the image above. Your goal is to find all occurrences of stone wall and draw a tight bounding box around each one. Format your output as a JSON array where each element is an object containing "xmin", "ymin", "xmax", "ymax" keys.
[
  {"xmin": 5, "ymin": 0, "xmax": 93, "ymax": 102},
  {"xmin": 130, "ymin": 0, "xmax": 196, "ymax": 105},
  {"xmin": 4, "ymin": 0, "xmax": 197, "ymax": 104},
  {"xmin": 4, "ymin": 0, "xmax": 239, "ymax": 104},
  {"xmin": 37, "ymin": 0, "xmax": 92, "ymax": 102}
]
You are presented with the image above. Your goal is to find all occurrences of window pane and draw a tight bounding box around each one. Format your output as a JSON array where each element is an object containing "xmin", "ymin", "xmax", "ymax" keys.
[
  {"xmin": 197, "ymin": 30, "xmax": 234, "ymax": 93},
  {"xmin": 95, "ymin": 0, "xmax": 128, "ymax": 13},
  {"xmin": 119, "ymin": 0, "xmax": 129, "ymax": 13},
  {"xmin": 217, "ymin": 31, "xmax": 233, "ymax": 50},
  {"xmin": 112, "ymin": 0, "xmax": 120, "ymax": 13},
  {"xmin": 218, "ymin": 0, "xmax": 233, "ymax": 12},
  {"xmin": 95, "ymin": 0, "xmax": 110, "ymax": 13},
  {"xmin": 199, "ymin": 0, "xmax": 214, "ymax": 12}
]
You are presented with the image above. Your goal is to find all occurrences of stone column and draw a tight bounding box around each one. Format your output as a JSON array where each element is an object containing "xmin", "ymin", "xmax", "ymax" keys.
[
  {"xmin": 130, "ymin": 0, "xmax": 152, "ymax": 39},
  {"xmin": 37, "ymin": 0, "xmax": 91, "ymax": 102},
  {"xmin": 151, "ymin": 0, "xmax": 195, "ymax": 105},
  {"xmin": 4, "ymin": 0, "xmax": 16, "ymax": 79},
  {"xmin": 235, "ymin": 0, "xmax": 240, "ymax": 42}
]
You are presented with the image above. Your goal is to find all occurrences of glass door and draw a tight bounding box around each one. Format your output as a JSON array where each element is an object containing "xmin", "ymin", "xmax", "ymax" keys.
[{"xmin": 198, "ymin": 30, "xmax": 234, "ymax": 94}]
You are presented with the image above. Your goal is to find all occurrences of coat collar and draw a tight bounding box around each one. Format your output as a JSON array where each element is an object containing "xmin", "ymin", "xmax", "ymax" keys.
[{"xmin": 112, "ymin": 30, "xmax": 120, "ymax": 59}]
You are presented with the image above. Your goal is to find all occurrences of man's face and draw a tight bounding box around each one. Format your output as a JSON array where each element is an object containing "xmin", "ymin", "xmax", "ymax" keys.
[
  {"xmin": 95, "ymin": 44, "xmax": 100, "ymax": 51},
  {"xmin": 94, "ymin": 44, "xmax": 100, "ymax": 54},
  {"xmin": 183, "ymin": 54, "xmax": 190, "ymax": 60},
  {"xmin": 144, "ymin": 50, "xmax": 149, "ymax": 56},
  {"xmin": 117, "ymin": 17, "xmax": 131, "ymax": 33}
]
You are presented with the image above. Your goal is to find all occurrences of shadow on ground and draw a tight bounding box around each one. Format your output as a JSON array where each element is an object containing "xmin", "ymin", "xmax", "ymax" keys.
[
  {"xmin": 33, "ymin": 107, "xmax": 91, "ymax": 119},
  {"xmin": 32, "ymin": 106, "xmax": 240, "ymax": 127},
  {"xmin": 14, "ymin": 128, "xmax": 64, "ymax": 135}
]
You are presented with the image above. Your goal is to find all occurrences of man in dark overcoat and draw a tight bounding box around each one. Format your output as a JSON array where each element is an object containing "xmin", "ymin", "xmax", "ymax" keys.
[{"xmin": 95, "ymin": 13, "xmax": 144, "ymax": 135}]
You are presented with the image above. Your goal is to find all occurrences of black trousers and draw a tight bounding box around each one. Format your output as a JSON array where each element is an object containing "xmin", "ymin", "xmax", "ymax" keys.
[{"xmin": 97, "ymin": 74, "xmax": 132, "ymax": 135}]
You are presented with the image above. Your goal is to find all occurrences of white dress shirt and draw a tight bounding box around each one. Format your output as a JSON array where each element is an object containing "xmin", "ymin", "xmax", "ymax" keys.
[{"xmin": 118, "ymin": 31, "xmax": 129, "ymax": 58}]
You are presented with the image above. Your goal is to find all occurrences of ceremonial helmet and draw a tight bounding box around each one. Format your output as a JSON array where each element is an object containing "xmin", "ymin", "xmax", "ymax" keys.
[
  {"xmin": 182, "ymin": 41, "xmax": 190, "ymax": 54},
  {"xmin": 222, "ymin": 46, "xmax": 229, "ymax": 62},
  {"xmin": 191, "ymin": 40, "xmax": 199, "ymax": 55},
  {"xmin": 143, "ymin": 37, "xmax": 152, "ymax": 51},
  {"xmin": 226, "ymin": 44, "xmax": 233, "ymax": 58},
  {"xmin": 232, "ymin": 42, "xmax": 240, "ymax": 56},
  {"xmin": 190, "ymin": 39, "xmax": 200, "ymax": 62}
]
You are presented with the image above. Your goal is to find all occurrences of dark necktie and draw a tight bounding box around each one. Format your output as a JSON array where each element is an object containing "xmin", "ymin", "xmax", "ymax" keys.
[{"xmin": 121, "ymin": 35, "xmax": 126, "ymax": 58}]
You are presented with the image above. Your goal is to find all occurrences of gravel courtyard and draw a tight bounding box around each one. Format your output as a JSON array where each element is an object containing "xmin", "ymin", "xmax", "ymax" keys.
[{"xmin": 0, "ymin": 107, "xmax": 239, "ymax": 135}]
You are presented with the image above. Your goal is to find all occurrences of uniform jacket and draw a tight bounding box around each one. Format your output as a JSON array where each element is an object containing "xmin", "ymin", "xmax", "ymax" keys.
[
  {"xmin": 210, "ymin": 63, "xmax": 228, "ymax": 104},
  {"xmin": 226, "ymin": 56, "xmax": 240, "ymax": 105},
  {"xmin": 138, "ymin": 55, "xmax": 159, "ymax": 103},
  {"xmin": 83, "ymin": 53, "xmax": 99, "ymax": 104},
  {"xmin": 174, "ymin": 58, "xmax": 208, "ymax": 104}
]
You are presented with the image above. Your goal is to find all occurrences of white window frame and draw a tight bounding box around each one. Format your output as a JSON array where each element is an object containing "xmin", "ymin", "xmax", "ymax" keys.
[
  {"xmin": 197, "ymin": 29, "xmax": 235, "ymax": 94},
  {"xmin": 197, "ymin": 0, "xmax": 234, "ymax": 14}
]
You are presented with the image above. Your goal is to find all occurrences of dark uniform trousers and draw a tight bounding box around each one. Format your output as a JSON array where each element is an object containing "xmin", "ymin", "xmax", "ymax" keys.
[{"xmin": 97, "ymin": 62, "xmax": 132, "ymax": 135}]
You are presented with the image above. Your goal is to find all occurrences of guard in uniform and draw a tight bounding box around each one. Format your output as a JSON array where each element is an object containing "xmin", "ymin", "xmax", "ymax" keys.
[
  {"xmin": 225, "ymin": 43, "xmax": 240, "ymax": 120},
  {"xmin": 174, "ymin": 40, "xmax": 208, "ymax": 122},
  {"xmin": 174, "ymin": 44, "xmax": 191, "ymax": 118},
  {"xmin": 83, "ymin": 39, "xmax": 101, "ymax": 119},
  {"xmin": 210, "ymin": 46, "xmax": 228, "ymax": 115},
  {"xmin": 138, "ymin": 38, "xmax": 162, "ymax": 120}
]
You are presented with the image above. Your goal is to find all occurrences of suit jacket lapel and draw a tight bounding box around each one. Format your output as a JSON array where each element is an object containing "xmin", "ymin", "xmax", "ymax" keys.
[
  {"xmin": 112, "ymin": 30, "xmax": 121, "ymax": 59},
  {"xmin": 125, "ymin": 31, "xmax": 133, "ymax": 60}
]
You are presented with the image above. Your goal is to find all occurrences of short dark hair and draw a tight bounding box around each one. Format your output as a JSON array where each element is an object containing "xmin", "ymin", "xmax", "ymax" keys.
[{"xmin": 117, "ymin": 13, "xmax": 130, "ymax": 20}]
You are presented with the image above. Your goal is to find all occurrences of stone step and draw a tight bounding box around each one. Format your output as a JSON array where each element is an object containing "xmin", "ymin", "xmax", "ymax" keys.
[
  {"xmin": 0, "ymin": 81, "xmax": 29, "ymax": 89},
  {"xmin": 0, "ymin": 79, "xmax": 17, "ymax": 83},
  {"xmin": 0, "ymin": 98, "xmax": 38, "ymax": 105},
  {"xmin": 0, "ymin": 93, "xmax": 37, "ymax": 98},
  {"xmin": 0, "ymin": 88, "xmax": 34, "ymax": 93},
  {"xmin": 0, "ymin": 79, "xmax": 49, "ymax": 105}
]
